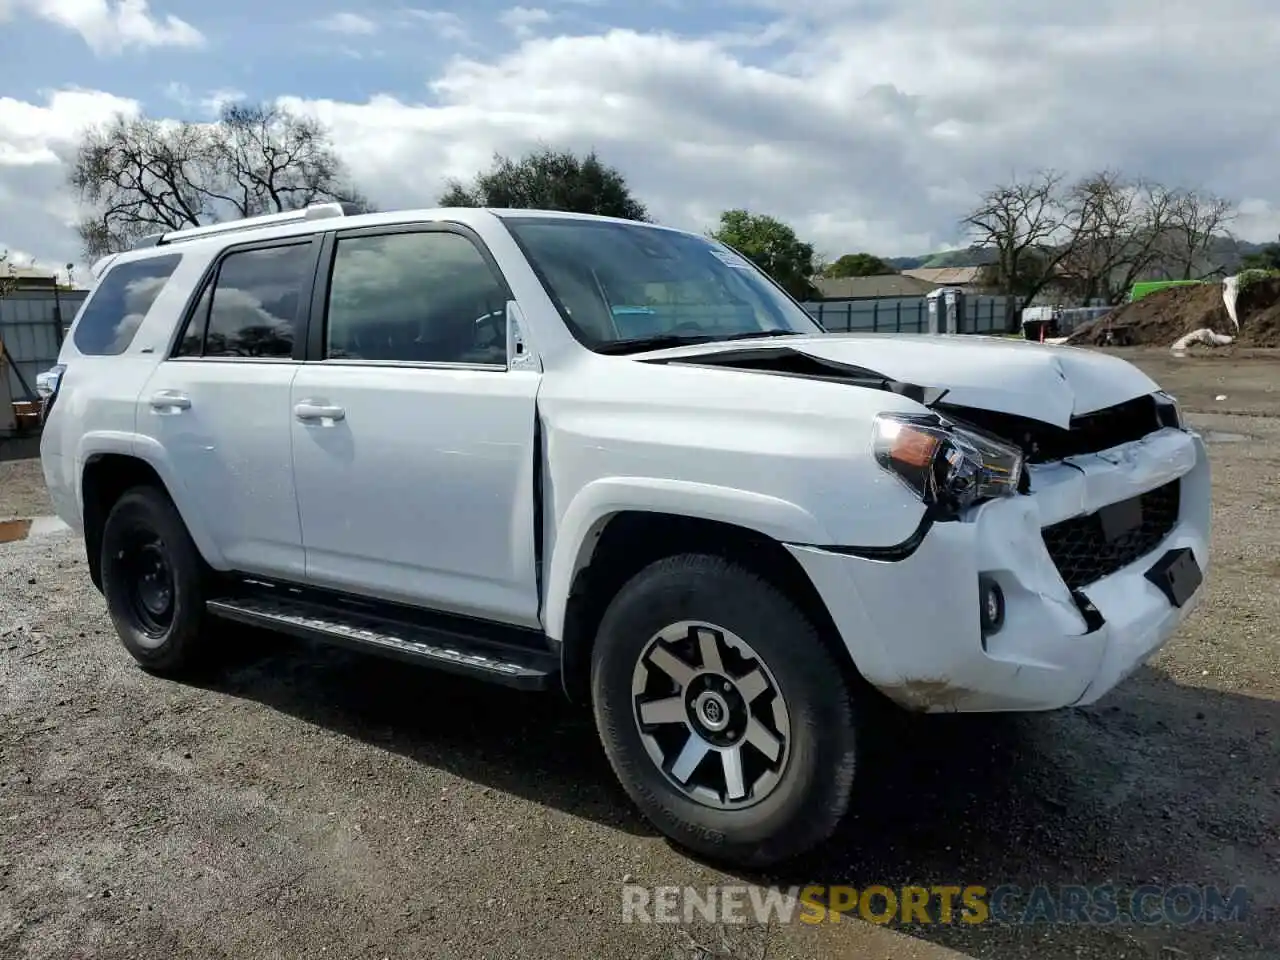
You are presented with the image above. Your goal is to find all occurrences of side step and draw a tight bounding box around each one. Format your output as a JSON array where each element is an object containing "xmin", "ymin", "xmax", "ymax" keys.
[{"xmin": 206, "ymin": 593, "xmax": 558, "ymax": 691}]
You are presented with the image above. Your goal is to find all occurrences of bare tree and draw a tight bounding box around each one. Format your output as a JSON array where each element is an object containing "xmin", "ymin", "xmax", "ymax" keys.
[
  {"xmin": 70, "ymin": 115, "xmax": 219, "ymax": 255},
  {"xmin": 0, "ymin": 251, "xmax": 18, "ymax": 301},
  {"xmin": 960, "ymin": 170, "xmax": 1072, "ymax": 330},
  {"xmin": 1058, "ymin": 172, "xmax": 1175, "ymax": 304},
  {"xmin": 69, "ymin": 102, "xmax": 371, "ymax": 260},
  {"xmin": 206, "ymin": 103, "xmax": 373, "ymax": 218},
  {"xmin": 1160, "ymin": 189, "xmax": 1236, "ymax": 280}
]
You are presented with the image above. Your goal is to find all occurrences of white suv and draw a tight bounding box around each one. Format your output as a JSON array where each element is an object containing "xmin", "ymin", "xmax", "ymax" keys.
[{"xmin": 39, "ymin": 203, "xmax": 1210, "ymax": 867}]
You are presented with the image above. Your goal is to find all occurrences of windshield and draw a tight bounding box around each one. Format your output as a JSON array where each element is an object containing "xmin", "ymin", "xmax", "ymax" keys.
[{"xmin": 502, "ymin": 217, "xmax": 823, "ymax": 352}]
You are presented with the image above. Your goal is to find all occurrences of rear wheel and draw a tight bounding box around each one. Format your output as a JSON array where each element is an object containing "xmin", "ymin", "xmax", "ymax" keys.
[
  {"xmin": 100, "ymin": 485, "xmax": 211, "ymax": 676},
  {"xmin": 591, "ymin": 553, "xmax": 858, "ymax": 867}
]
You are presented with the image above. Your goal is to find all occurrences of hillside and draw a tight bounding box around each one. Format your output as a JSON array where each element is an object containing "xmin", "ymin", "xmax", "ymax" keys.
[{"xmin": 886, "ymin": 236, "xmax": 1266, "ymax": 273}]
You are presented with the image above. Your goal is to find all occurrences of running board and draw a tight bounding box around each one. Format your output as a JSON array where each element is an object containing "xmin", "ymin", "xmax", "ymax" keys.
[{"xmin": 206, "ymin": 595, "xmax": 558, "ymax": 690}]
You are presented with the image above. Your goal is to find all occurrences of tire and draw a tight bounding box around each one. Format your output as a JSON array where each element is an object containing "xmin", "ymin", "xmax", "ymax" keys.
[
  {"xmin": 590, "ymin": 553, "xmax": 858, "ymax": 868},
  {"xmin": 99, "ymin": 485, "xmax": 211, "ymax": 676}
]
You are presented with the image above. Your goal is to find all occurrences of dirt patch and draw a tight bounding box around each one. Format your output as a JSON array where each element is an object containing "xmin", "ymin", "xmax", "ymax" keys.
[
  {"xmin": 0, "ymin": 455, "xmax": 51, "ymax": 521},
  {"xmin": 1067, "ymin": 279, "xmax": 1280, "ymax": 347},
  {"xmin": 1093, "ymin": 347, "xmax": 1280, "ymax": 415}
]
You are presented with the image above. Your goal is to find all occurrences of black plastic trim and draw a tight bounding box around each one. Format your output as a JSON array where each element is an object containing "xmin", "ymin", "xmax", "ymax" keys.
[
  {"xmin": 531, "ymin": 409, "xmax": 545, "ymax": 613},
  {"xmin": 304, "ymin": 230, "xmax": 336, "ymax": 362},
  {"xmin": 207, "ymin": 595, "xmax": 556, "ymax": 691},
  {"xmin": 215, "ymin": 573, "xmax": 550, "ymax": 650},
  {"xmin": 1144, "ymin": 546, "xmax": 1203, "ymax": 608},
  {"xmin": 793, "ymin": 510, "xmax": 934, "ymax": 561},
  {"xmin": 645, "ymin": 348, "xmax": 948, "ymax": 406},
  {"xmin": 1070, "ymin": 589, "xmax": 1106, "ymax": 634}
]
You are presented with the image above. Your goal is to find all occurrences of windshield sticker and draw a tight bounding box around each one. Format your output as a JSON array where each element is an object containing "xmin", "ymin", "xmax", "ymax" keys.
[{"xmin": 709, "ymin": 248, "xmax": 752, "ymax": 270}]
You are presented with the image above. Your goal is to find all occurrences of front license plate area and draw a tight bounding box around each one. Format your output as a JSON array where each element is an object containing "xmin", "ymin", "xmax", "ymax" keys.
[{"xmin": 1144, "ymin": 547, "xmax": 1203, "ymax": 608}]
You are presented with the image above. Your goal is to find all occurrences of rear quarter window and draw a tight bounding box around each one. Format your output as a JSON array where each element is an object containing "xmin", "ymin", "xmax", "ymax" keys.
[{"xmin": 73, "ymin": 254, "xmax": 183, "ymax": 356}]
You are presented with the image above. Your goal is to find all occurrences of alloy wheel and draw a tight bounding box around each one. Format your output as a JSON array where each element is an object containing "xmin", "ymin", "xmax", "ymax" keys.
[{"xmin": 630, "ymin": 620, "xmax": 791, "ymax": 809}]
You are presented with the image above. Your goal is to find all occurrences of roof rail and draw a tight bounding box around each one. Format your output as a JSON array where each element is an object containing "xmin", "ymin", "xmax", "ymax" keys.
[
  {"xmin": 90, "ymin": 253, "xmax": 119, "ymax": 281},
  {"xmin": 131, "ymin": 201, "xmax": 353, "ymax": 251}
]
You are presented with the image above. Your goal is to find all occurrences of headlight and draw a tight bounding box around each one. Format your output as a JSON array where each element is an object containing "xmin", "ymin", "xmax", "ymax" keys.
[
  {"xmin": 872, "ymin": 412, "xmax": 1024, "ymax": 512},
  {"xmin": 1153, "ymin": 391, "xmax": 1184, "ymax": 430}
]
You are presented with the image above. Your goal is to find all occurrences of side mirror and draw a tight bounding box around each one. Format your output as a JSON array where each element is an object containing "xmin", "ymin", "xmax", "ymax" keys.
[{"xmin": 506, "ymin": 301, "xmax": 541, "ymax": 372}]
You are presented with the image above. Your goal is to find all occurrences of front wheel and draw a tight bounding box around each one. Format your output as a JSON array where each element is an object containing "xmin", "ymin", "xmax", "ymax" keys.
[
  {"xmin": 590, "ymin": 553, "xmax": 858, "ymax": 867},
  {"xmin": 100, "ymin": 485, "xmax": 211, "ymax": 676}
]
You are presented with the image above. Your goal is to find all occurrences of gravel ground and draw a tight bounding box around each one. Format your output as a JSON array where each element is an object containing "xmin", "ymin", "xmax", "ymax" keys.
[
  {"xmin": 0, "ymin": 447, "xmax": 50, "ymax": 521},
  {"xmin": 1, "ymin": 350, "xmax": 1277, "ymax": 960}
]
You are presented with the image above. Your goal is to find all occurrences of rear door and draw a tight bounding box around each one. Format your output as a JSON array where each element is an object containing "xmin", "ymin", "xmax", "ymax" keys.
[
  {"xmin": 137, "ymin": 236, "xmax": 322, "ymax": 580},
  {"xmin": 289, "ymin": 223, "xmax": 542, "ymax": 627}
]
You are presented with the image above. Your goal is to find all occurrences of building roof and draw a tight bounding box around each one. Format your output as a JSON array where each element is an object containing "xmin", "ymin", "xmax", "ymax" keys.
[
  {"xmin": 811, "ymin": 274, "xmax": 937, "ymax": 300},
  {"xmin": 900, "ymin": 266, "xmax": 985, "ymax": 286},
  {"xmin": 3, "ymin": 266, "xmax": 59, "ymax": 289}
]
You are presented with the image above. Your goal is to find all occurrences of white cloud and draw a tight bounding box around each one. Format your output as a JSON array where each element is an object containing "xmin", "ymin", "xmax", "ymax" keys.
[
  {"xmin": 0, "ymin": 89, "xmax": 140, "ymax": 273},
  {"xmin": 402, "ymin": 8, "xmax": 469, "ymax": 43},
  {"xmin": 3, "ymin": 1, "xmax": 1280, "ymax": 274},
  {"xmin": 4, "ymin": 0, "xmax": 204, "ymax": 54},
  {"xmin": 499, "ymin": 6, "xmax": 553, "ymax": 38},
  {"xmin": 314, "ymin": 11, "xmax": 378, "ymax": 35},
  {"xmin": 163, "ymin": 83, "xmax": 247, "ymax": 117}
]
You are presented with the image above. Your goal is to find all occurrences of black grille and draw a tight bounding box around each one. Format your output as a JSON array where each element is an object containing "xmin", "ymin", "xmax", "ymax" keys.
[{"xmin": 1042, "ymin": 480, "xmax": 1181, "ymax": 590}]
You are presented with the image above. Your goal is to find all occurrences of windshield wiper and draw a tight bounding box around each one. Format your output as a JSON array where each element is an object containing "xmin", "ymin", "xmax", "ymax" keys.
[
  {"xmin": 595, "ymin": 334, "xmax": 719, "ymax": 355},
  {"xmin": 716, "ymin": 330, "xmax": 807, "ymax": 343},
  {"xmin": 595, "ymin": 329, "xmax": 804, "ymax": 356}
]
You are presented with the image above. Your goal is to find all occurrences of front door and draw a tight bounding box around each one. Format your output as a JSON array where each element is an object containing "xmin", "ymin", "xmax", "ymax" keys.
[{"xmin": 290, "ymin": 225, "xmax": 542, "ymax": 627}]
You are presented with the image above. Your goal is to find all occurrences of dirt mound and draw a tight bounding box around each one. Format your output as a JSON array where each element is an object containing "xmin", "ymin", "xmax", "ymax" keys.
[
  {"xmin": 1237, "ymin": 278, "xmax": 1280, "ymax": 347},
  {"xmin": 1066, "ymin": 278, "xmax": 1280, "ymax": 347}
]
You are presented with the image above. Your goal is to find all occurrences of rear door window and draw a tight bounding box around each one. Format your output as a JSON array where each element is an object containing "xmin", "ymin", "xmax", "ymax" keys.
[
  {"xmin": 72, "ymin": 254, "xmax": 183, "ymax": 356},
  {"xmin": 199, "ymin": 244, "xmax": 312, "ymax": 359}
]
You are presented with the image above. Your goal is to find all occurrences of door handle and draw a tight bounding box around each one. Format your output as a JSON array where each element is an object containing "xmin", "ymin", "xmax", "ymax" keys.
[
  {"xmin": 294, "ymin": 401, "xmax": 346, "ymax": 423},
  {"xmin": 149, "ymin": 390, "xmax": 191, "ymax": 411}
]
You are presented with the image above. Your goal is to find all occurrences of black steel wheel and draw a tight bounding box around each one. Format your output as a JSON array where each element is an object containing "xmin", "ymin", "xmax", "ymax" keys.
[{"xmin": 100, "ymin": 485, "xmax": 210, "ymax": 675}]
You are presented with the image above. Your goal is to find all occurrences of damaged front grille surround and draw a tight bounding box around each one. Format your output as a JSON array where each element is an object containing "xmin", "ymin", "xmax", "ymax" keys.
[
  {"xmin": 938, "ymin": 393, "xmax": 1180, "ymax": 465},
  {"xmin": 1041, "ymin": 479, "xmax": 1181, "ymax": 591}
]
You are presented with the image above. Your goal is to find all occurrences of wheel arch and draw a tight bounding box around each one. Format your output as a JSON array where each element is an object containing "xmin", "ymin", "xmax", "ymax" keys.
[
  {"xmin": 552, "ymin": 505, "xmax": 850, "ymax": 704},
  {"xmin": 80, "ymin": 440, "xmax": 223, "ymax": 590}
]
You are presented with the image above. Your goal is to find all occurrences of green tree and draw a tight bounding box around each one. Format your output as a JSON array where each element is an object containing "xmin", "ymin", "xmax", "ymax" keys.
[
  {"xmin": 1240, "ymin": 242, "xmax": 1280, "ymax": 271},
  {"xmin": 822, "ymin": 252, "xmax": 896, "ymax": 278},
  {"xmin": 440, "ymin": 146, "xmax": 648, "ymax": 221},
  {"xmin": 710, "ymin": 209, "xmax": 817, "ymax": 300}
]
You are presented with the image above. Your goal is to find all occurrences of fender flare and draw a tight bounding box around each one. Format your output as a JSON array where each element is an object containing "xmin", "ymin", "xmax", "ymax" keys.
[
  {"xmin": 77, "ymin": 431, "xmax": 228, "ymax": 570},
  {"xmin": 541, "ymin": 476, "xmax": 827, "ymax": 642}
]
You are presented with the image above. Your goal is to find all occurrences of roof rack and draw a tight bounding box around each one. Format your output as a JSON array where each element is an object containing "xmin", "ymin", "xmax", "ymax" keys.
[{"xmin": 130, "ymin": 201, "xmax": 357, "ymax": 251}]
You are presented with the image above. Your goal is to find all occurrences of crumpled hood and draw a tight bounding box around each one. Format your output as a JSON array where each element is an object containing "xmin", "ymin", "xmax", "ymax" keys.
[{"xmin": 640, "ymin": 333, "xmax": 1161, "ymax": 428}]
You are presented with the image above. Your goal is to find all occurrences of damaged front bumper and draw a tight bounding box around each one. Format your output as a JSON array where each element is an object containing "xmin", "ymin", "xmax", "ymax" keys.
[{"xmin": 786, "ymin": 427, "xmax": 1211, "ymax": 713}]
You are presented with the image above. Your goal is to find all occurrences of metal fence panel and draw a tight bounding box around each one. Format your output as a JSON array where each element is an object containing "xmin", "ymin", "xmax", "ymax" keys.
[
  {"xmin": 803, "ymin": 295, "xmax": 1017, "ymax": 335},
  {"xmin": 1, "ymin": 290, "xmax": 87, "ymax": 400}
]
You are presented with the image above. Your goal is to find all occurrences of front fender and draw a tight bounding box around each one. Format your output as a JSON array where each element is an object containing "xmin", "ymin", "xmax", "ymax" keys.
[{"xmin": 541, "ymin": 476, "xmax": 827, "ymax": 641}]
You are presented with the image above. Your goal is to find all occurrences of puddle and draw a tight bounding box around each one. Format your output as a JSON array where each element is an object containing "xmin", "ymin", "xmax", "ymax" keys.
[
  {"xmin": 0, "ymin": 517, "xmax": 70, "ymax": 544},
  {"xmin": 0, "ymin": 519, "xmax": 33, "ymax": 544},
  {"xmin": 1201, "ymin": 430, "xmax": 1253, "ymax": 443}
]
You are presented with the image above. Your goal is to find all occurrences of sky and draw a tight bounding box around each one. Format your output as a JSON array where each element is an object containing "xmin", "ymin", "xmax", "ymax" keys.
[{"xmin": 1, "ymin": 0, "xmax": 1280, "ymax": 281}]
